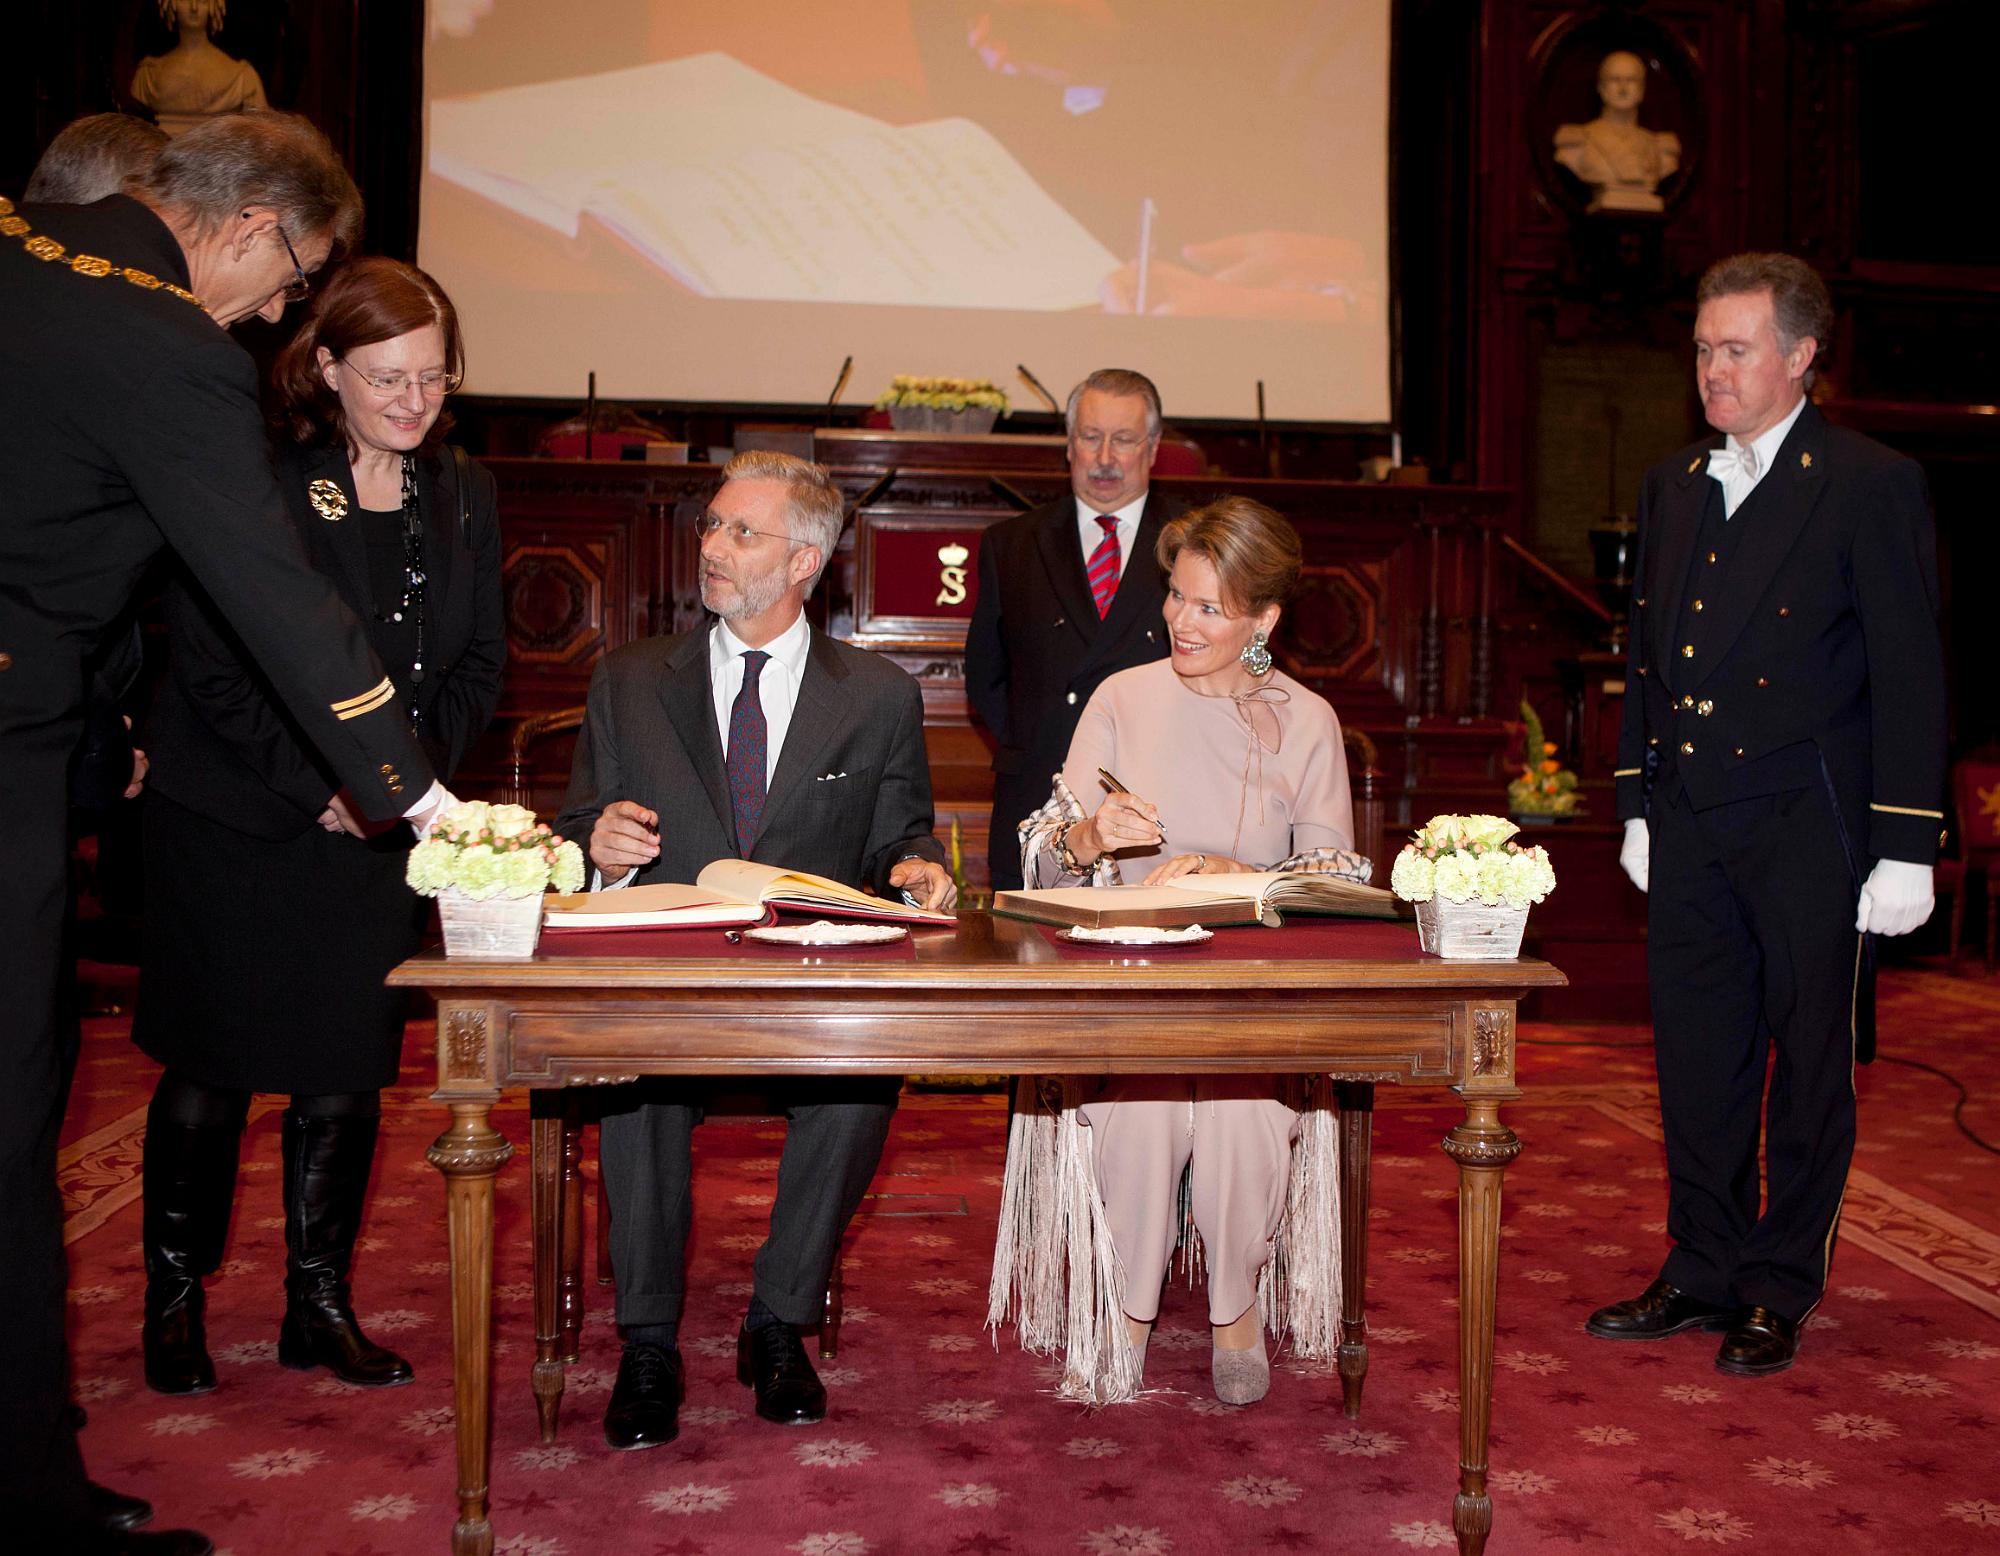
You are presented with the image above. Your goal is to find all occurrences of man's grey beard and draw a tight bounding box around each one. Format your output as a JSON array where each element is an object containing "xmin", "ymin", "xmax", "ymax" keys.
[{"xmin": 702, "ymin": 561, "xmax": 790, "ymax": 622}]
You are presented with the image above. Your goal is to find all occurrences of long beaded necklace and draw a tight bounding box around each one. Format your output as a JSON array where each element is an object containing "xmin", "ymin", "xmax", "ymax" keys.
[{"xmin": 375, "ymin": 453, "xmax": 429, "ymax": 731}]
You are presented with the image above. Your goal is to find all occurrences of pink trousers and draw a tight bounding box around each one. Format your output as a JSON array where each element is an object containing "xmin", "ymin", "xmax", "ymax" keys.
[{"xmin": 1080, "ymin": 1075, "xmax": 1299, "ymax": 1325}]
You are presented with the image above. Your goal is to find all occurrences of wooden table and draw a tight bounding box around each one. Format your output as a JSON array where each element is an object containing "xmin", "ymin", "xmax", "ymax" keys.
[{"xmin": 389, "ymin": 913, "xmax": 1565, "ymax": 1556}]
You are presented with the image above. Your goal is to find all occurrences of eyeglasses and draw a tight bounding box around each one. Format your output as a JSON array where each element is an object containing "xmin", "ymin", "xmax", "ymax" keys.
[
  {"xmin": 275, "ymin": 226, "xmax": 312, "ymax": 303},
  {"xmin": 696, "ymin": 511, "xmax": 802, "ymax": 549},
  {"xmin": 1070, "ymin": 430, "xmax": 1151, "ymax": 455},
  {"xmin": 336, "ymin": 359, "xmax": 464, "ymax": 397}
]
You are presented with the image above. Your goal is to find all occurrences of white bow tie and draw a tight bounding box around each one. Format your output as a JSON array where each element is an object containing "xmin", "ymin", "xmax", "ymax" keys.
[{"xmin": 1706, "ymin": 444, "xmax": 1759, "ymax": 484}]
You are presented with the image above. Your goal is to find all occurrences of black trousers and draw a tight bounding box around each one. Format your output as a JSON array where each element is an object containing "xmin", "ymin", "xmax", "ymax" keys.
[
  {"xmin": 1647, "ymin": 782, "xmax": 1863, "ymax": 1323},
  {"xmin": 0, "ymin": 723, "xmax": 93, "ymax": 1544},
  {"xmin": 599, "ymin": 1079, "xmax": 899, "ymax": 1329}
]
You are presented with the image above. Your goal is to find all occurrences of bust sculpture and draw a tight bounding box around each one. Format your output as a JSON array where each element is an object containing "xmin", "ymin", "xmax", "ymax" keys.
[
  {"xmin": 130, "ymin": 0, "xmax": 267, "ymax": 137},
  {"xmin": 1554, "ymin": 50, "xmax": 1680, "ymax": 214}
]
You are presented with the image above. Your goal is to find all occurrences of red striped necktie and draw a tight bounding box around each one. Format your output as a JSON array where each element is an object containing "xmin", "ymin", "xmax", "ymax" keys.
[{"xmin": 1085, "ymin": 515, "xmax": 1121, "ymax": 618}]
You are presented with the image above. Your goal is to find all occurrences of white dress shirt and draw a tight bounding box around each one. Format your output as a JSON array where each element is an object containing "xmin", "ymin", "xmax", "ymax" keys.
[
  {"xmin": 1714, "ymin": 395, "xmax": 1807, "ymax": 519},
  {"xmin": 1073, "ymin": 494, "xmax": 1148, "ymax": 585},
  {"xmin": 708, "ymin": 609, "xmax": 812, "ymax": 784}
]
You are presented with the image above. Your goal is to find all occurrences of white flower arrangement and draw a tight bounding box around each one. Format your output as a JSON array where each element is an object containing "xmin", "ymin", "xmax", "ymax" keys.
[
  {"xmin": 873, "ymin": 374, "xmax": 1009, "ymax": 414},
  {"xmin": 1389, "ymin": 813, "xmax": 1556, "ymax": 909},
  {"xmin": 405, "ymin": 801, "xmax": 585, "ymax": 901}
]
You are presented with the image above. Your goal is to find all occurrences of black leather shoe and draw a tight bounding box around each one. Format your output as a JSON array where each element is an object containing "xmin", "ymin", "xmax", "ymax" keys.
[
  {"xmin": 1715, "ymin": 1306, "xmax": 1801, "ymax": 1377},
  {"xmin": 95, "ymin": 1529, "xmax": 214, "ymax": 1556},
  {"xmin": 736, "ymin": 1322, "xmax": 827, "ymax": 1425},
  {"xmin": 88, "ymin": 1481, "xmax": 153, "ymax": 1532},
  {"xmin": 603, "ymin": 1342, "xmax": 682, "ymax": 1450},
  {"xmin": 1585, "ymin": 1278, "xmax": 1736, "ymax": 1340}
]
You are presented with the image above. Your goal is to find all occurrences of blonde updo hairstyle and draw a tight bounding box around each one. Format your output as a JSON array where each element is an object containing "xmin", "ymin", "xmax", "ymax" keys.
[{"xmin": 1154, "ymin": 496, "xmax": 1302, "ymax": 618}]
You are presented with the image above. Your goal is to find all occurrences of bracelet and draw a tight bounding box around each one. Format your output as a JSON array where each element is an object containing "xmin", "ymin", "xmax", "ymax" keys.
[{"xmin": 1053, "ymin": 819, "xmax": 1088, "ymax": 876}]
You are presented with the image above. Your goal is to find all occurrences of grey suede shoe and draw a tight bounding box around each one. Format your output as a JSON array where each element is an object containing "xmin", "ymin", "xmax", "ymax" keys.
[{"xmin": 1211, "ymin": 1333, "xmax": 1270, "ymax": 1405}]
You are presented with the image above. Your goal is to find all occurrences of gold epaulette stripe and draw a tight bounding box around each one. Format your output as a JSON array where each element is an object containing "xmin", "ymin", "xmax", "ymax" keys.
[
  {"xmin": 1869, "ymin": 802, "xmax": 1944, "ymax": 819},
  {"xmin": 331, "ymin": 677, "xmax": 396, "ymax": 720},
  {"xmin": 4, "ymin": 200, "xmax": 207, "ymax": 312},
  {"xmin": 1612, "ymin": 767, "xmax": 1642, "ymax": 777}
]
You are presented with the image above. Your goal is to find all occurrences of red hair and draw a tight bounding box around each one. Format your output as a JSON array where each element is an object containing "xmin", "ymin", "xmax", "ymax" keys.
[{"xmin": 270, "ymin": 257, "xmax": 464, "ymax": 454}]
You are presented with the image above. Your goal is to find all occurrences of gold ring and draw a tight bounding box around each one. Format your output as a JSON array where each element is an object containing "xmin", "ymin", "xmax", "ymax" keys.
[{"xmin": 1193, "ymin": 855, "xmax": 1206, "ymax": 872}]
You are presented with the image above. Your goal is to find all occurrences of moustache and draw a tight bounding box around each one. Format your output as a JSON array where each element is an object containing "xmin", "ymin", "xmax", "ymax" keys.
[{"xmin": 1090, "ymin": 466, "xmax": 1122, "ymax": 481}]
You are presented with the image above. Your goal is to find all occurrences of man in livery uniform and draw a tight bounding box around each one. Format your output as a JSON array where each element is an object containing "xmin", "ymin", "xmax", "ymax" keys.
[
  {"xmin": 1, "ymin": 112, "xmax": 447, "ymax": 1551},
  {"xmin": 1587, "ymin": 252, "xmax": 1944, "ymax": 1377}
]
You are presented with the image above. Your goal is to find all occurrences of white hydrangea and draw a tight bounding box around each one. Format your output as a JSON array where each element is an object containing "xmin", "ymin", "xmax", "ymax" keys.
[
  {"xmin": 405, "ymin": 837, "xmax": 457, "ymax": 896},
  {"xmin": 1474, "ymin": 852, "xmax": 1514, "ymax": 905},
  {"xmin": 550, "ymin": 840, "xmax": 585, "ymax": 894},
  {"xmin": 1506, "ymin": 845, "xmax": 1557, "ymax": 906},
  {"xmin": 453, "ymin": 847, "xmax": 506, "ymax": 900},
  {"xmin": 1390, "ymin": 849, "xmax": 1436, "ymax": 902},
  {"xmin": 1432, "ymin": 853, "xmax": 1481, "ymax": 903}
]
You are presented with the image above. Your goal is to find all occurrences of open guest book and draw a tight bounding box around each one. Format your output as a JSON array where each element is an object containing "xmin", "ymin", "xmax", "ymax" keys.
[
  {"xmin": 991, "ymin": 871, "xmax": 1400, "ymax": 931},
  {"xmin": 542, "ymin": 859, "xmax": 955, "ymax": 931}
]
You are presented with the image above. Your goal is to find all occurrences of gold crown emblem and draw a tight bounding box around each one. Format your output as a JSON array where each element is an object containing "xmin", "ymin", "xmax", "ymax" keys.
[{"xmin": 937, "ymin": 542, "xmax": 969, "ymax": 567}]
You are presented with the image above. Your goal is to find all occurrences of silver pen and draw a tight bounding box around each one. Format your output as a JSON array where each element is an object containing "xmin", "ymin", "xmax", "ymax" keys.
[{"xmin": 1097, "ymin": 766, "xmax": 1166, "ymax": 844}]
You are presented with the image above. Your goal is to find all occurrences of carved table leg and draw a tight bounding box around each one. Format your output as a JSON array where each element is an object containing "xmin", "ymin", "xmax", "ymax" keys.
[
  {"xmin": 528, "ymin": 1096, "xmax": 565, "ymax": 1443},
  {"xmin": 429, "ymin": 1101, "xmax": 513, "ymax": 1556},
  {"xmin": 559, "ymin": 1097, "xmax": 585, "ymax": 1361},
  {"xmin": 1442, "ymin": 1094, "xmax": 1521, "ymax": 1556},
  {"xmin": 1336, "ymin": 1080, "xmax": 1375, "ymax": 1418}
]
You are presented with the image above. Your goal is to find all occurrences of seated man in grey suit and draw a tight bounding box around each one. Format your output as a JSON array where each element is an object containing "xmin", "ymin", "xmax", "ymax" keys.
[{"xmin": 557, "ymin": 451, "xmax": 954, "ymax": 1449}]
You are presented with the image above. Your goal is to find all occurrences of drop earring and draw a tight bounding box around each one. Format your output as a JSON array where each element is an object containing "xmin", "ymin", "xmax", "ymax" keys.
[{"xmin": 1240, "ymin": 630, "xmax": 1272, "ymax": 677}]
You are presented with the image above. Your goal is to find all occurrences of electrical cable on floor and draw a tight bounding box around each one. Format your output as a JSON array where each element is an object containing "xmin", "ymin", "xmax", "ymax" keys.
[
  {"xmin": 1514, "ymin": 1036, "xmax": 1999, "ymax": 1155},
  {"xmin": 1879, "ymin": 1055, "xmax": 2000, "ymax": 1156}
]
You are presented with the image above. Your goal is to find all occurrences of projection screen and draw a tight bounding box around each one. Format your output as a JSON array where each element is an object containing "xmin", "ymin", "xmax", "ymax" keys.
[{"xmin": 420, "ymin": 0, "xmax": 1392, "ymax": 424}]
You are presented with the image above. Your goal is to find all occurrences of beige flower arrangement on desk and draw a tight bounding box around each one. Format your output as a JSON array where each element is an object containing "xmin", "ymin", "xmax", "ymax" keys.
[
  {"xmin": 406, "ymin": 801, "xmax": 585, "ymax": 901},
  {"xmin": 1389, "ymin": 814, "xmax": 1556, "ymax": 909},
  {"xmin": 873, "ymin": 375, "xmax": 1009, "ymax": 414}
]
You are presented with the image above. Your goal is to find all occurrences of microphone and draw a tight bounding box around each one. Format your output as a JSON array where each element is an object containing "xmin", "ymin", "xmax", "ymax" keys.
[
  {"xmin": 1016, "ymin": 363, "xmax": 1061, "ymax": 416},
  {"xmin": 823, "ymin": 355, "xmax": 853, "ymax": 424}
]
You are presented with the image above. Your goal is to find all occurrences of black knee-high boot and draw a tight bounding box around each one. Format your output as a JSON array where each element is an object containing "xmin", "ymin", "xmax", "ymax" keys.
[
  {"xmin": 141, "ymin": 1120, "xmax": 242, "ymax": 1395},
  {"xmin": 276, "ymin": 1110, "xmax": 413, "ymax": 1386}
]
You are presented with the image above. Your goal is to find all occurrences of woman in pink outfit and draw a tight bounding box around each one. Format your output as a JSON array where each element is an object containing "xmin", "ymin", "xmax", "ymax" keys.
[{"xmin": 1012, "ymin": 496, "xmax": 1368, "ymax": 1405}]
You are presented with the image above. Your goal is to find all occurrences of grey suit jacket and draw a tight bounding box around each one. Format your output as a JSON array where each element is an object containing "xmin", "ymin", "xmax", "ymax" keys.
[{"xmin": 555, "ymin": 622, "xmax": 945, "ymax": 893}]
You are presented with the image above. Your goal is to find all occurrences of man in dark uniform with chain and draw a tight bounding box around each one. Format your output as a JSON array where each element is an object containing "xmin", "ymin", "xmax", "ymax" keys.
[
  {"xmin": 1, "ymin": 112, "xmax": 450, "ymax": 1553},
  {"xmin": 1587, "ymin": 252, "xmax": 1945, "ymax": 1377}
]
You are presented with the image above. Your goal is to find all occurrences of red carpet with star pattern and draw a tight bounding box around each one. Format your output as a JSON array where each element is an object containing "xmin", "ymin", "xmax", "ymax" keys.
[{"xmin": 56, "ymin": 962, "xmax": 2000, "ymax": 1555}]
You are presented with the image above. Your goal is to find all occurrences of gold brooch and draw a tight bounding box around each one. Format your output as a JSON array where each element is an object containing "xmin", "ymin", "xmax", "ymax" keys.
[
  {"xmin": 1800, "ymin": 451, "xmax": 1814, "ymax": 469},
  {"xmin": 308, "ymin": 479, "xmax": 348, "ymax": 522}
]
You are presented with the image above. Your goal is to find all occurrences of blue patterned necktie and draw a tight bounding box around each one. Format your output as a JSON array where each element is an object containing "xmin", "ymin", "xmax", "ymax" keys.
[{"xmin": 725, "ymin": 650, "xmax": 770, "ymax": 856}]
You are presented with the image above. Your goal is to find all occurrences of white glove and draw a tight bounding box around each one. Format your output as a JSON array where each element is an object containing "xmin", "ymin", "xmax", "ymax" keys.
[
  {"xmin": 1855, "ymin": 858, "xmax": 1934, "ymax": 937},
  {"xmin": 1619, "ymin": 816, "xmax": 1650, "ymax": 893}
]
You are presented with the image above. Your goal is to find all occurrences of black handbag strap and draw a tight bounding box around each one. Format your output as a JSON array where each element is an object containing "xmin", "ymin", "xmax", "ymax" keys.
[{"xmin": 449, "ymin": 444, "xmax": 473, "ymax": 550}]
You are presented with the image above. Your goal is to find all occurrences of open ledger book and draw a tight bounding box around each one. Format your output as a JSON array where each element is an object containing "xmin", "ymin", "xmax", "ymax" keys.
[
  {"xmin": 543, "ymin": 859, "xmax": 955, "ymax": 931},
  {"xmin": 991, "ymin": 871, "xmax": 1399, "ymax": 931}
]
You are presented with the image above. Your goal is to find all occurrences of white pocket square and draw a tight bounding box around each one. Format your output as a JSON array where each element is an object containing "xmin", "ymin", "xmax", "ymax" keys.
[{"xmin": 814, "ymin": 771, "xmax": 849, "ymax": 782}]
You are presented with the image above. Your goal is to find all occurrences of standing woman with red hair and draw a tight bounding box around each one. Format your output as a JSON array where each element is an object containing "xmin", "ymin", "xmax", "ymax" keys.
[{"xmin": 133, "ymin": 259, "xmax": 505, "ymax": 1397}]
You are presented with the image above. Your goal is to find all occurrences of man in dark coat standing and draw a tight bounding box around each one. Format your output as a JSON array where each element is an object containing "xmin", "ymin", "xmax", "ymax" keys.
[
  {"xmin": 1587, "ymin": 253, "xmax": 1945, "ymax": 1377},
  {"xmin": 0, "ymin": 113, "xmax": 445, "ymax": 1553},
  {"xmin": 964, "ymin": 368, "xmax": 1180, "ymax": 890}
]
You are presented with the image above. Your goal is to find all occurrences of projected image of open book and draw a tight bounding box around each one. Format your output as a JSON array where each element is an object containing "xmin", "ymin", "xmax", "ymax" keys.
[
  {"xmin": 543, "ymin": 858, "xmax": 954, "ymax": 931},
  {"xmin": 429, "ymin": 53, "xmax": 1117, "ymax": 310},
  {"xmin": 991, "ymin": 871, "xmax": 1401, "ymax": 931}
]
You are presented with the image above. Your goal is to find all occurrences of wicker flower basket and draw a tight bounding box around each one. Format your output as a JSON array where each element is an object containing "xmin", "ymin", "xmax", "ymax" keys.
[
  {"xmin": 1415, "ymin": 897, "xmax": 1529, "ymax": 961},
  {"xmin": 439, "ymin": 888, "xmax": 544, "ymax": 959}
]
